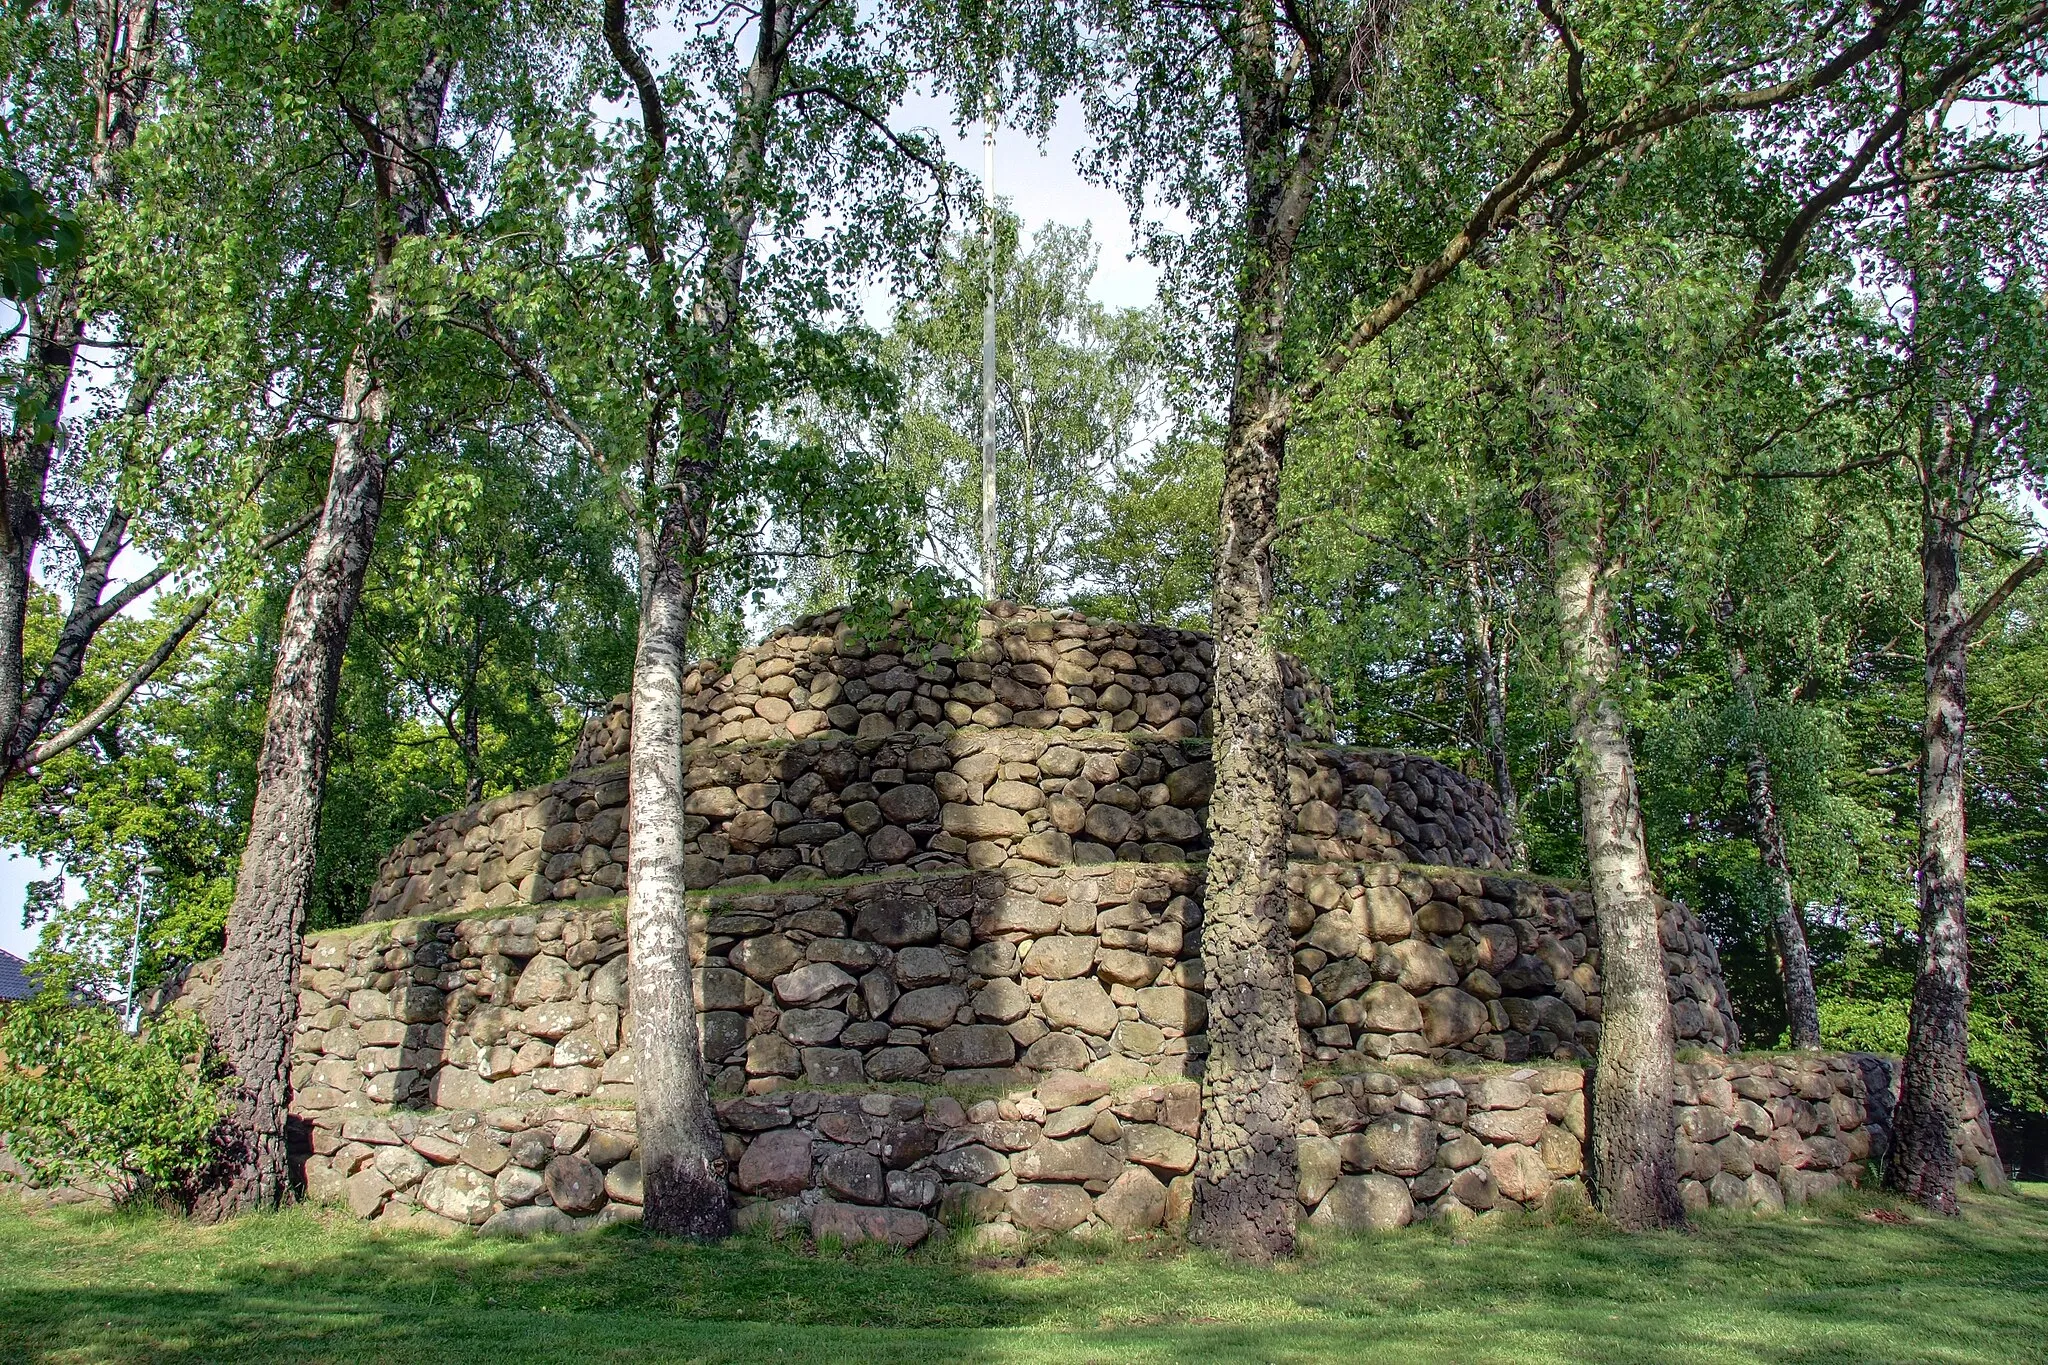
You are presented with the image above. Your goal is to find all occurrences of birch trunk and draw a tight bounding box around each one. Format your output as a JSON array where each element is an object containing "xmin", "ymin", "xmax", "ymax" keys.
[
  {"xmin": 604, "ymin": 0, "xmax": 787, "ymax": 1237},
  {"xmin": 196, "ymin": 51, "xmax": 450, "ymax": 1220},
  {"xmin": 625, "ymin": 521, "xmax": 731, "ymax": 1237},
  {"xmin": 1191, "ymin": 398, "xmax": 1305, "ymax": 1262},
  {"xmin": 1887, "ymin": 496, "xmax": 1972, "ymax": 1211},
  {"xmin": 1542, "ymin": 505, "xmax": 1683, "ymax": 1230},
  {"xmin": 1464, "ymin": 551, "xmax": 1527, "ymax": 868}
]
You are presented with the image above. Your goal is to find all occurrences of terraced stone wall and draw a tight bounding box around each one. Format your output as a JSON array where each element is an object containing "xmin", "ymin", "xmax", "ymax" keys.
[
  {"xmin": 187, "ymin": 865, "xmax": 1737, "ymax": 1128},
  {"xmin": 365, "ymin": 734, "xmax": 1512, "ymax": 922},
  {"xmin": 193, "ymin": 1053, "xmax": 1932, "ymax": 1241},
  {"xmin": 569, "ymin": 602, "xmax": 1333, "ymax": 766},
  {"xmin": 159, "ymin": 871, "xmax": 2007, "ymax": 1240}
]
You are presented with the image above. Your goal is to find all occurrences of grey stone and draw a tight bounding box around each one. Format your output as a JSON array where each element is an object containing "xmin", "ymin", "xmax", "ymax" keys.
[
  {"xmin": 605, "ymin": 1160, "xmax": 644, "ymax": 1204},
  {"xmin": 1040, "ymin": 979, "xmax": 1118, "ymax": 1036},
  {"xmin": 854, "ymin": 898, "xmax": 940, "ymax": 947},
  {"xmin": 778, "ymin": 1008, "xmax": 849, "ymax": 1046},
  {"xmin": 1311, "ymin": 1173, "xmax": 1414, "ymax": 1232},
  {"xmin": 821, "ymin": 1147, "xmax": 886, "ymax": 1205},
  {"xmin": 417, "ymin": 1164, "xmax": 496, "ymax": 1225},
  {"xmin": 737, "ymin": 1128, "xmax": 813, "ymax": 1196},
  {"xmin": 495, "ymin": 1164, "xmax": 545, "ymax": 1208},
  {"xmin": 479, "ymin": 1205, "xmax": 580, "ymax": 1238},
  {"xmin": 808, "ymin": 1202, "xmax": 933, "ymax": 1248},
  {"xmin": 892, "ymin": 985, "xmax": 968, "ymax": 1030},
  {"xmin": 773, "ymin": 962, "xmax": 856, "ymax": 1005},
  {"xmin": 1012, "ymin": 1137, "xmax": 1122, "ymax": 1185},
  {"xmin": 930, "ymin": 1025, "xmax": 1017, "ymax": 1069},
  {"xmin": 1096, "ymin": 1166, "xmax": 1169, "ymax": 1231},
  {"xmin": 1008, "ymin": 1183, "xmax": 1094, "ymax": 1232},
  {"xmin": 801, "ymin": 1047, "xmax": 866, "ymax": 1085}
]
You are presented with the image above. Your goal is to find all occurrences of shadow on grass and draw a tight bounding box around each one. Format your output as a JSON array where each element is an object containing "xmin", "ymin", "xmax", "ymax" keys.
[{"xmin": 5, "ymin": 1188, "xmax": 2046, "ymax": 1363}]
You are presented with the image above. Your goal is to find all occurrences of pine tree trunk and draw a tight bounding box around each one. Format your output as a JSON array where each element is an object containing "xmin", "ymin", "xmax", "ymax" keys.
[
  {"xmin": 1542, "ymin": 504, "xmax": 1683, "ymax": 1230},
  {"xmin": 196, "ymin": 321, "xmax": 391, "ymax": 1220},
  {"xmin": 1887, "ymin": 500, "xmax": 1971, "ymax": 1212},
  {"xmin": 627, "ymin": 519, "xmax": 732, "ymax": 1238},
  {"xmin": 1190, "ymin": 392, "xmax": 1305, "ymax": 1263}
]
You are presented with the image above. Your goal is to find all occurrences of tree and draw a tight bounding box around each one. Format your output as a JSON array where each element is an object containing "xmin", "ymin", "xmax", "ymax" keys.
[
  {"xmin": 1073, "ymin": 0, "xmax": 1924, "ymax": 1248},
  {"xmin": 0, "ymin": 0, "xmax": 229, "ymax": 793},
  {"xmin": 195, "ymin": 0, "xmax": 469, "ymax": 1219},
  {"xmin": 455, "ymin": 0, "xmax": 952, "ymax": 1236},
  {"xmin": 884, "ymin": 213, "xmax": 1163, "ymax": 601},
  {"xmin": 1881, "ymin": 162, "xmax": 2045, "ymax": 1211}
]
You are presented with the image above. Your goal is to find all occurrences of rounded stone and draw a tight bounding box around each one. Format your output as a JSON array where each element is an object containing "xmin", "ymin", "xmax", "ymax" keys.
[
  {"xmin": 1040, "ymin": 979, "xmax": 1119, "ymax": 1037},
  {"xmin": 1311, "ymin": 1173, "xmax": 1414, "ymax": 1232},
  {"xmin": 1008, "ymin": 1183, "xmax": 1094, "ymax": 1232},
  {"xmin": 821, "ymin": 1147, "xmax": 887, "ymax": 1205},
  {"xmin": 736, "ymin": 1127, "xmax": 813, "ymax": 1196},
  {"xmin": 1419, "ymin": 987, "xmax": 1488, "ymax": 1047},
  {"xmin": 891, "ymin": 985, "xmax": 968, "ymax": 1030},
  {"xmin": 543, "ymin": 1154, "xmax": 606, "ymax": 1215},
  {"xmin": 853, "ymin": 898, "xmax": 940, "ymax": 946},
  {"xmin": 1095, "ymin": 1166, "xmax": 1168, "ymax": 1231}
]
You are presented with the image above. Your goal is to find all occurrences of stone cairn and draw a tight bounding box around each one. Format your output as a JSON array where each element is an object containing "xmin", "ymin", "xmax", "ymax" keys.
[{"xmin": 164, "ymin": 603, "xmax": 2001, "ymax": 1241}]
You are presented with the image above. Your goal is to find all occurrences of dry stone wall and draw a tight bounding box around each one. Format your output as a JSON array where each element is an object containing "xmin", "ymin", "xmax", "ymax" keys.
[
  {"xmin": 569, "ymin": 602, "xmax": 1332, "ymax": 767},
  {"xmin": 365, "ymin": 602, "xmax": 1510, "ymax": 925},
  {"xmin": 167, "ymin": 600, "xmax": 1969, "ymax": 1242},
  {"xmin": 198, "ymin": 864, "xmax": 1740, "ymax": 1128},
  {"xmin": 365, "ymin": 733, "xmax": 1512, "ymax": 922},
  {"xmin": 170, "ymin": 1002, "xmax": 1944, "ymax": 1241}
]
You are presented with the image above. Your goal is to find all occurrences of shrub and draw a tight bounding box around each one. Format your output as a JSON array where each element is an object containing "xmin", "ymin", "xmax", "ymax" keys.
[{"xmin": 0, "ymin": 989, "xmax": 226, "ymax": 1205}]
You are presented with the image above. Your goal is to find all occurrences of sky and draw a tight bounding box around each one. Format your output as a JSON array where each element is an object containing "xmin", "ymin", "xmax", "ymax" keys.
[
  {"xmin": 0, "ymin": 90, "xmax": 1159, "ymax": 968},
  {"xmin": 882, "ymin": 91, "xmax": 1163, "ymax": 313}
]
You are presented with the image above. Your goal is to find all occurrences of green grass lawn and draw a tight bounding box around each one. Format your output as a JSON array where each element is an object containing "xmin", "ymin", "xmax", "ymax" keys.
[{"xmin": 4, "ymin": 1185, "xmax": 2044, "ymax": 1363}]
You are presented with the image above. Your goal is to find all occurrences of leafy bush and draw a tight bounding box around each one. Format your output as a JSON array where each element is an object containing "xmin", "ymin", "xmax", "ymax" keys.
[{"xmin": 0, "ymin": 990, "xmax": 226, "ymax": 1204}]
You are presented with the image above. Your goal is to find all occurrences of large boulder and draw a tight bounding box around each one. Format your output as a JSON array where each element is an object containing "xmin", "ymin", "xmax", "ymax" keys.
[{"xmin": 1310, "ymin": 1173, "xmax": 1414, "ymax": 1232}]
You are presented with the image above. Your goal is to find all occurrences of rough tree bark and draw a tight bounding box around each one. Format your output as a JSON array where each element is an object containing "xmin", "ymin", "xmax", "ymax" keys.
[
  {"xmin": 1729, "ymin": 648, "xmax": 1821, "ymax": 1050},
  {"xmin": 196, "ymin": 51, "xmax": 451, "ymax": 1221},
  {"xmin": 1194, "ymin": 398, "xmax": 1307, "ymax": 1262},
  {"xmin": 1887, "ymin": 477, "xmax": 1972, "ymax": 1212},
  {"xmin": 1186, "ymin": 0, "xmax": 1380, "ymax": 1261},
  {"xmin": 1539, "ymin": 495, "xmax": 1684, "ymax": 1230}
]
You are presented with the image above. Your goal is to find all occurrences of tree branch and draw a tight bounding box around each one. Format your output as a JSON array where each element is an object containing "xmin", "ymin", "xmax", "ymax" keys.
[
  {"xmin": 777, "ymin": 85, "xmax": 950, "ymax": 184},
  {"xmin": 18, "ymin": 511, "xmax": 320, "ymax": 772},
  {"xmin": 1949, "ymin": 545, "xmax": 2047, "ymax": 652}
]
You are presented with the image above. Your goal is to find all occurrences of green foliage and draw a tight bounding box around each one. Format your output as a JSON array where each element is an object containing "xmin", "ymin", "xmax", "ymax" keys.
[
  {"xmin": 876, "ymin": 213, "xmax": 1165, "ymax": 601},
  {"xmin": 0, "ymin": 158, "xmax": 78, "ymax": 313},
  {"xmin": 1069, "ymin": 437, "xmax": 1220, "ymax": 628},
  {"xmin": 0, "ymin": 992, "xmax": 226, "ymax": 1202}
]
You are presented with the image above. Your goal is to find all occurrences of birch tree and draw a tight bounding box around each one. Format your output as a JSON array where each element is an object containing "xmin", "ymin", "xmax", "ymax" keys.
[
  {"xmin": 1072, "ymin": 0, "xmax": 1926, "ymax": 1248},
  {"xmin": 453, "ymin": 0, "xmax": 951, "ymax": 1236}
]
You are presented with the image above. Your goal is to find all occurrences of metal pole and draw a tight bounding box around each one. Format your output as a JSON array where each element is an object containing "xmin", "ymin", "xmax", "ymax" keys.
[
  {"xmin": 979, "ymin": 117, "xmax": 1000, "ymax": 601},
  {"xmin": 121, "ymin": 888, "xmax": 145, "ymax": 1032}
]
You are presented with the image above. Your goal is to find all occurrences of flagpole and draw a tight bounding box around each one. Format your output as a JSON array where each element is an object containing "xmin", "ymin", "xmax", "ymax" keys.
[{"xmin": 979, "ymin": 113, "xmax": 1000, "ymax": 601}]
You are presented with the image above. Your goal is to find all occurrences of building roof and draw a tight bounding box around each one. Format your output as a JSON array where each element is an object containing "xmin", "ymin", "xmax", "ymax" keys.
[{"xmin": 0, "ymin": 949, "xmax": 37, "ymax": 1002}]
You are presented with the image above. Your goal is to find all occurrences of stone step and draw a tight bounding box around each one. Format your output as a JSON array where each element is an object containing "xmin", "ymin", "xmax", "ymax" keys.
[{"xmin": 366, "ymin": 728, "xmax": 1510, "ymax": 922}]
